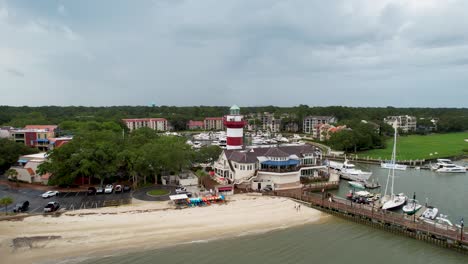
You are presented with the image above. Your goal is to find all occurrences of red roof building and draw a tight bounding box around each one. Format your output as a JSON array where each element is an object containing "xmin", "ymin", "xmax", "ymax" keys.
[{"xmin": 187, "ymin": 120, "xmax": 204, "ymax": 130}]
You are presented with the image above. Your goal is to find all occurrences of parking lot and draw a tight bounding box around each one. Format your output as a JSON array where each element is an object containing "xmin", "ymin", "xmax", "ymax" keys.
[{"xmin": 0, "ymin": 184, "xmax": 132, "ymax": 214}]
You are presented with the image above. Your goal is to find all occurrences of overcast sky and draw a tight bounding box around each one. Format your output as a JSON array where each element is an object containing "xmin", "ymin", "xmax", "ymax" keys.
[{"xmin": 1, "ymin": 0, "xmax": 467, "ymax": 107}]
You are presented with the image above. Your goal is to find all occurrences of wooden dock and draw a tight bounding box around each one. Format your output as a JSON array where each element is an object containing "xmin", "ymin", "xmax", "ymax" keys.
[{"xmin": 268, "ymin": 191, "xmax": 468, "ymax": 252}]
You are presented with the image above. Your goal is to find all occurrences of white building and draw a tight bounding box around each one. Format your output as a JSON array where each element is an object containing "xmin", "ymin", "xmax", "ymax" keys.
[
  {"xmin": 303, "ymin": 116, "xmax": 337, "ymax": 135},
  {"xmin": 212, "ymin": 144, "xmax": 324, "ymax": 191},
  {"xmin": 9, "ymin": 153, "xmax": 50, "ymax": 184},
  {"xmin": 122, "ymin": 118, "xmax": 168, "ymax": 132},
  {"xmin": 384, "ymin": 115, "xmax": 417, "ymax": 133}
]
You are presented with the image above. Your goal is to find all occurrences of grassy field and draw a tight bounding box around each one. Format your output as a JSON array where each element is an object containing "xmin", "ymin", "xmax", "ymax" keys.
[
  {"xmin": 146, "ymin": 189, "xmax": 170, "ymax": 196},
  {"xmin": 358, "ymin": 132, "xmax": 468, "ymax": 161}
]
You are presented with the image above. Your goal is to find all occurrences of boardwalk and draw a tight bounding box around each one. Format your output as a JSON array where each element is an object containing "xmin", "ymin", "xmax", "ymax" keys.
[{"xmin": 270, "ymin": 191, "xmax": 468, "ymax": 251}]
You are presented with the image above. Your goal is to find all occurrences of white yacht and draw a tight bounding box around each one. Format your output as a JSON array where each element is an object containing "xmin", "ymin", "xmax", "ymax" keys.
[
  {"xmin": 338, "ymin": 160, "xmax": 372, "ymax": 181},
  {"xmin": 380, "ymin": 162, "xmax": 407, "ymax": 170},
  {"xmin": 382, "ymin": 193, "xmax": 407, "ymax": 210},
  {"xmin": 431, "ymin": 159, "xmax": 466, "ymax": 173},
  {"xmin": 420, "ymin": 206, "xmax": 439, "ymax": 220}
]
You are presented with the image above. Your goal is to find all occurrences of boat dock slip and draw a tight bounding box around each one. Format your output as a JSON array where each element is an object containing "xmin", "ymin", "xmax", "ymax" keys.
[{"xmin": 267, "ymin": 192, "xmax": 468, "ymax": 253}]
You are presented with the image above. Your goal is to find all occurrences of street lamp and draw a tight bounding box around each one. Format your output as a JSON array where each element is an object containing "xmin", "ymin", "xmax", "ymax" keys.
[{"xmin": 460, "ymin": 218, "xmax": 464, "ymax": 241}]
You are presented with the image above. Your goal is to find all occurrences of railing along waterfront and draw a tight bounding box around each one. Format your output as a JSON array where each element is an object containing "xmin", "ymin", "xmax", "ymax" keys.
[{"xmin": 270, "ymin": 191, "xmax": 468, "ymax": 248}]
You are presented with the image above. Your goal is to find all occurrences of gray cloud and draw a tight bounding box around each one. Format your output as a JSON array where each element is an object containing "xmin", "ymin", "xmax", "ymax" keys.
[{"xmin": 0, "ymin": 0, "xmax": 467, "ymax": 107}]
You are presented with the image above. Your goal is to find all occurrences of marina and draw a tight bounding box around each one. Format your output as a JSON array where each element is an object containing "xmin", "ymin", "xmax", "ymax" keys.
[{"xmin": 270, "ymin": 191, "xmax": 468, "ymax": 252}]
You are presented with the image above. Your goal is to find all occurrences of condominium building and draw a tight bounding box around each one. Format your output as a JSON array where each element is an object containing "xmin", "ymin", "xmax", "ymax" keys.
[
  {"xmin": 259, "ymin": 112, "xmax": 281, "ymax": 132},
  {"xmin": 10, "ymin": 125, "xmax": 58, "ymax": 151},
  {"xmin": 204, "ymin": 117, "xmax": 224, "ymax": 130},
  {"xmin": 303, "ymin": 116, "xmax": 337, "ymax": 135},
  {"xmin": 122, "ymin": 118, "xmax": 169, "ymax": 132},
  {"xmin": 384, "ymin": 115, "xmax": 417, "ymax": 133}
]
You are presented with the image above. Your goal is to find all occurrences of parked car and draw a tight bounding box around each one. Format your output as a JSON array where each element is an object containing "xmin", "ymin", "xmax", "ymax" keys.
[
  {"xmin": 96, "ymin": 186, "xmax": 104, "ymax": 194},
  {"xmin": 104, "ymin": 184, "xmax": 113, "ymax": 194},
  {"xmin": 175, "ymin": 187, "xmax": 187, "ymax": 194},
  {"xmin": 114, "ymin": 185, "xmax": 122, "ymax": 193},
  {"xmin": 262, "ymin": 186, "xmax": 273, "ymax": 192},
  {"xmin": 123, "ymin": 185, "xmax": 131, "ymax": 192},
  {"xmin": 42, "ymin": 191, "xmax": 60, "ymax": 198},
  {"xmin": 13, "ymin": 201, "xmax": 29, "ymax": 213},
  {"xmin": 44, "ymin": 202, "xmax": 60, "ymax": 213},
  {"xmin": 87, "ymin": 187, "xmax": 97, "ymax": 195}
]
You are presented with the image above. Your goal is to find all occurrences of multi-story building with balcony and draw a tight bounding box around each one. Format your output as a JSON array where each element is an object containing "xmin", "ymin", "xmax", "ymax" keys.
[
  {"xmin": 10, "ymin": 125, "xmax": 58, "ymax": 151},
  {"xmin": 303, "ymin": 116, "xmax": 337, "ymax": 136},
  {"xmin": 122, "ymin": 118, "xmax": 169, "ymax": 132},
  {"xmin": 384, "ymin": 115, "xmax": 417, "ymax": 133},
  {"xmin": 204, "ymin": 117, "xmax": 224, "ymax": 130}
]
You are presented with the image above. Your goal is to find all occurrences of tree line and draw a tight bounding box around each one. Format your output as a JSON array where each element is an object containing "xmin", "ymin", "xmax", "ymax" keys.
[
  {"xmin": 1, "ymin": 105, "xmax": 467, "ymax": 132},
  {"xmin": 36, "ymin": 126, "xmax": 221, "ymax": 187}
]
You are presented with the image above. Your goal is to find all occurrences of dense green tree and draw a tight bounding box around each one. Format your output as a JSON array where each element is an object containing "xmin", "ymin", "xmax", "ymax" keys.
[
  {"xmin": 194, "ymin": 145, "xmax": 222, "ymax": 164},
  {"xmin": 0, "ymin": 139, "xmax": 39, "ymax": 173}
]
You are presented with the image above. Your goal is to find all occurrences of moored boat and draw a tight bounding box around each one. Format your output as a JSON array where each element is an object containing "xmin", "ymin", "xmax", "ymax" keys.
[
  {"xmin": 348, "ymin": 181, "xmax": 365, "ymax": 189},
  {"xmin": 402, "ymin": 199, "xmax": 422, "ymax": 215},
  {"xmin": 420, "ymin": 206, "xmax": 438, "ymax": 220},
  {"xmin": 381, "ymin": 162, "xmax": 407, "ymax": 170},
  {"xmin": 338, "ymin": 160, "xmax": 372, "ymax": 181},
  {"xmin": 381, "ymin": 123, "xmax": 407, "ymax": 210},
  {"xmin": 431, "ymin": 159, "xmax": 467, "ymax": 173}
]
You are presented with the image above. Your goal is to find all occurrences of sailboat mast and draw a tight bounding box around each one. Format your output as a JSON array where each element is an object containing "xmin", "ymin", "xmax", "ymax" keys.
[{"xmin": 390, "ymin": 124, "xmax": 397, "ymax": 196}]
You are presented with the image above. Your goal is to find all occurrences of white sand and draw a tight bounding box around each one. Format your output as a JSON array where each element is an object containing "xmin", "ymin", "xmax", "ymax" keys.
[{"xmin": 0, "ymin": 194, "xmax": 324, "ymax": 264}]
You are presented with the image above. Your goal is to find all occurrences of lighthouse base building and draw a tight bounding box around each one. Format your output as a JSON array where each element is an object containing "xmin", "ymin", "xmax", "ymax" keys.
[{"xmin": 211, "ymin": 105, "xmax": 325, "ymax": 192}]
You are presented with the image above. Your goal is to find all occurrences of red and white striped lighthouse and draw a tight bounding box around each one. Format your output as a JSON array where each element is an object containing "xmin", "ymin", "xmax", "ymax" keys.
[{"xmin": 223, "ymin": 105, "xmax": 246, "ymax": 150}]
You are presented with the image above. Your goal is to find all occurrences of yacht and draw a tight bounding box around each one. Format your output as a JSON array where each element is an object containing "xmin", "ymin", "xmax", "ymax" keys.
[
  {"xmin": 431, "ymin": 159, "xmax": 466, "ymax": 173},
  {"xmin": 338, "ymin": 160, "xmax": 372, "ymax": 181},
  {"xmin": 380, "ymin": 162, "xmax": 407, "ymax": 170},
  {"xmin": 420, "ymin": 206, "xmax": 438, "ymax": 220}
]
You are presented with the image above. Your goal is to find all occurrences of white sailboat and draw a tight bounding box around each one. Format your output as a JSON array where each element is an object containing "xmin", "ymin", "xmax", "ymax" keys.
[{"xmin": 381, "ymin": 123, "xmax": 407, "ymax": 210}]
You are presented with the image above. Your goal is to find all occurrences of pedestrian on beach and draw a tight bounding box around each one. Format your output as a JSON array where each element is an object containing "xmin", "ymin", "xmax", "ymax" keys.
[{"xmin": 298, "ymin": 204, "xmax": 301, "ymax": 211}]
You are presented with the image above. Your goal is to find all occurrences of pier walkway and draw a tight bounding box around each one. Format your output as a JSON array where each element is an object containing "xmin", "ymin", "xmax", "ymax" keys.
[{"xmin": 269, "ymin": 191, "xmax": 468, "ymax": 251}]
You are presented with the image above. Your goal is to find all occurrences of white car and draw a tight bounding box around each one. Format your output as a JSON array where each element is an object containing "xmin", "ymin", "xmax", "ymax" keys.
[
  {"xmin": 42, "ymin": 191, "xmax": 60, "ymax": 198},
  {"xmin": 104, "ymin": 184, "xmax": 114, "ymax": 194},
  {"xmin": 175, "ymin": 187, "xmax": 187, "ymax": 194}
]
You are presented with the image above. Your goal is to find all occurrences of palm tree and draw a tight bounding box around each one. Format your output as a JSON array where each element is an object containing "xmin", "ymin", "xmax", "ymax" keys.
[{"xmin": 0, "ymin": 197, "xmax": 13, "ymax": 215}]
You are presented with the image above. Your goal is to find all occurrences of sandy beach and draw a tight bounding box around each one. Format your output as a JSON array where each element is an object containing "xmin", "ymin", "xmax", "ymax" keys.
[{"xmin": 0, "ymin": 194, "xmax": 324, "ymax": 264}]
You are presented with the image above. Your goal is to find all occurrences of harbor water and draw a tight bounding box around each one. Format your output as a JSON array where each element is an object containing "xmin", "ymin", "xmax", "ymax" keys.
[{"xmin": 80, "ymin": 163, "xmax": 468, "ymax": 264}]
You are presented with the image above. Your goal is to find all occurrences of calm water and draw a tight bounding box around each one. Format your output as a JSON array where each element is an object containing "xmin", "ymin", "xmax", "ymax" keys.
[{"xmin": 81, "ymin": 163, "xmax": 468, "ymax": 264}]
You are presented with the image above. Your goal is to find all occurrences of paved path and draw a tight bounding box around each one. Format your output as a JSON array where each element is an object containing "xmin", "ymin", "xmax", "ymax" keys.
[{"xmin": 132, "ymin": 185, "xmax": 176, "ymax": 201}]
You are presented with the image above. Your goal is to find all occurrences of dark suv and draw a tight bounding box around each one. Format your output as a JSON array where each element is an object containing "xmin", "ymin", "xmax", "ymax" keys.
[{"xmin": 13, "ymin": 201, "xmax": 30, "ymax": 213}]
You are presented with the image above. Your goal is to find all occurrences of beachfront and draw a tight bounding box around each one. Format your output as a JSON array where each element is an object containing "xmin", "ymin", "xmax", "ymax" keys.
[{"xmin": 0, "ymin": 194, "xmax": 324, "ymax": 264}]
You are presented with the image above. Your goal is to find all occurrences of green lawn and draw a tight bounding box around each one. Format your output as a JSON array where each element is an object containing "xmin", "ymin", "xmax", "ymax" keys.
[
  {"xmin": 146, "ymin": 189, "xmax": 170, "ymax": 196},
  {"xmin": 358, "ymin": 132, "xmax": 468, "ymax": 161}
]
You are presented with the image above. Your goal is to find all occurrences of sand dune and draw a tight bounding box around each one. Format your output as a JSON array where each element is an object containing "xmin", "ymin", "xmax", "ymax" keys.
[{"xmin": 0, "ymin": 194, "xmax": 324, "ymax": 264}]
